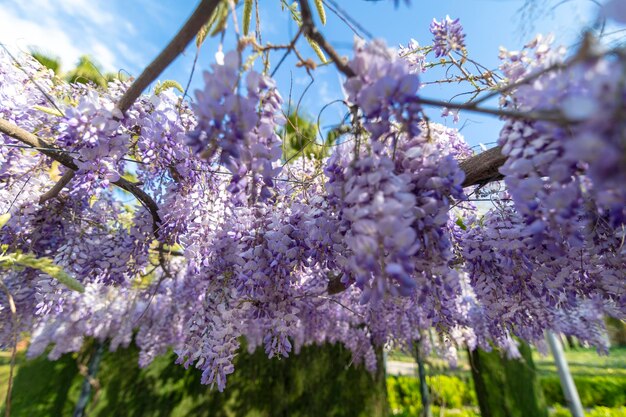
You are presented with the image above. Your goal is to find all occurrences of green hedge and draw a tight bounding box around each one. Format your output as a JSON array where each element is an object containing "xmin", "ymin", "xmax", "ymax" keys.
[
  {"xmin": 586, "ymin": 407, "xmax": 626, "ymax": 417},
  {"xmin": 550, "ymin": 405, "xmax": 626, "ymax": 417},
  {"xmin": 541, "ymin": 376, "xmax": 626, "ymax": 407},
  {"xmin": 387, "ymin": 375, "xmax": 476, "ymax": 415},
  {"xmin": 5, "ymin": 342, "xmax": 388, "ymax": 417},
  {"xmin": 7, "ymin": 346, "xmax": 626, "ymax": 416},
  {"xmin": 388, "ymin": 405, "xmax": 479, "ymax": 417},
  {"xmin": 388, "ymin": 374, "xmax": 626, "ymax": 416}
]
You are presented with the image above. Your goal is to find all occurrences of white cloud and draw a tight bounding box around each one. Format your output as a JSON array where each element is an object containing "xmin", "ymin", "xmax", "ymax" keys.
[
  {"xmin": 90, "ymin": 42, "xmax": 118, "ymax": 72},
  {"xmin": 294, "ymin": 75, "xmax": 311, "ymax": 86},
  {"xmin": 0, "ymin": 7, "xmax": 83, "ymax": 68},
  {"xmin": 0, "ymin": 1, "xmax": 147, "ymax": 73},
  {"xmin": 317, "ymin": 80, "xmax": 338, "ymax": 106}
]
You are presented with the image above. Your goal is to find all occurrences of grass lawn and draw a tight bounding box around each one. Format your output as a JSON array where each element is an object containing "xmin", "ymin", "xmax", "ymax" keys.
[
  {"xmin": 533, "ymin": 347, "xmax": 626, "ymax": 378},
  {"xmin": 0, "ymin": 352, "xmax": 17, "ymax": 395},
  {"xmin": 387, "ymin": 346, "xmax": 626, "ymax": 378},
  {"xmin": 0, "ymin": 349, "xmax": 27, "ymax": 409}
]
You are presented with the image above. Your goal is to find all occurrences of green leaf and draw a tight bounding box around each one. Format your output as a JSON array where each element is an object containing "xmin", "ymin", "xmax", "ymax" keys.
[
  {"xmin": 242, "ymin": 0, "xmax": 253, "ymax": 35},
  {"xmin": 10, "ymin": 253, "xmax": 85, "ymax": 293},
  {"xmin": 154, "ymin": 80, "xmax": 184, "ymax": 95},
  {"xmin": 196, "ymin": 1, "xmax": 225, "ymax": 47},
  {"xmin": 306, "ymin": 37, "xmax": 327, "ymax": 63},
  {"xmin": 33, "ymin": 105, "xmax": 64, "ymax": 117},
  {"xmin": 31, "ymin": 51, "xmax": 61, "ymax": 74},
  {"xmin": 0, "ymin": 213, "xmax": 10, "ymax": 229},
  {"xmin": 121, "ymin": 171, "xmax": 140, "ymax": 184},
  {"xmin": 64, "ymin": 55, "xmax": 108, "ymax": 88},
  {"xmin": 210, "ymin": 2, "xmax": 230, "ymax": 37},
  {"xmin": 455, "ymin": 217, "xmax": 467, "ymax": 231},
  {"xmin": 196, "ymin": 23, "xmax": 211, "ymax": 48},
  {"xmin": 314, "ymin": 0, "xmax": 326, "ymax": 25}
]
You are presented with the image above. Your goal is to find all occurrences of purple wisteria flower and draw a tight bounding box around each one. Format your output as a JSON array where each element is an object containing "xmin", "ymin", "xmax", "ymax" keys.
[
  {"xmin": 187, "ymin": 51, "xmax": 284, "ymax": 203},
  {"xmin": 344, "ymin": 39, "xmax": 422, "ymax": 142},
  {"xmin": 430, "ymin": 16, "xmax": 466, "ymax": 57},
  {"xmin": 460, "ymin": 204, "xmax": 620, "ymax": 352},
  {"xmin": 398, "ymin": 39, "xmax": 427, "ymax": 73},
  {"xmin": 498, "ymin": 35, "xmax": 626, "ymax": 230}
]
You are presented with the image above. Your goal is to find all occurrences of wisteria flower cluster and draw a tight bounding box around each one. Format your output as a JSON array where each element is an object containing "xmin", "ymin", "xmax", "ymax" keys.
[
  {"xmin": 398, "ymin": 39, "xmax": 427, "ymax": 73},
  {"xmin": 57, "ymin": 87, "xmax": 129, "ymax": 192},
  {"xmin": 187, "ymin": 51, "xmax": 284, "ymax": 202},
  {"xmin": 344, "ymin": 39, "xmax": 422, "ymax": 142},
  {"xmin": 461, "ymin": 203, "xmax": 619, "ymax": 351},
  {"xmin": 328, "ymin": 150, "xmax": 420, "ymax": 303},
  {"xmin": 498, "ymin": 35, "xmax": 626, "ymax": 239},
  {"xmin": 430, "ymin": 16, "xmax": 466, "ymax": 57}
]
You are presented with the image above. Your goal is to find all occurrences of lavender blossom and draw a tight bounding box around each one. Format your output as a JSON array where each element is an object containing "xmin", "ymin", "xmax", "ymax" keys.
[{"xmin": 430, "ymin": 16, "xmax": 466, "ymax": 57}]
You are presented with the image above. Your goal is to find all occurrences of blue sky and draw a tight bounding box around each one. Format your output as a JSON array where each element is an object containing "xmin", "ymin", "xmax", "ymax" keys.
[{"xmin": 0, "ymin": 0, "xmax": 603, "ymax": 148}]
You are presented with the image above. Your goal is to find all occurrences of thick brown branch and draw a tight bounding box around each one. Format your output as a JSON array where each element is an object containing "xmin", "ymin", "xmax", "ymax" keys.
[
  {"xmin": 113, "ymin": 181, "xmax": 162, "ymax": 232},
  {"xmin": 115, "ymin": 0, "xmax": 221, "ymax": 114},
  {"xmin": 0, "ymin": 118, "xmax": 162, "ymax": 232},
  {"xmin": 460, "ymin": 145, "xmax": 506, "ymax": 187},
  {"xmin": 0, "ymin": 118, "xmax": 78, "ymax": 170}
]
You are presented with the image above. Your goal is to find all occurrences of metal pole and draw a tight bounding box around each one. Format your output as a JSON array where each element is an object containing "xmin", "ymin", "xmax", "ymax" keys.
[
  {"xmin": 547, "ymin": 331, "xmax": 585, "ymax": 417},
  {"xmin": 73, "ymin": 342, "xmax": 105, "ymax": 417}
]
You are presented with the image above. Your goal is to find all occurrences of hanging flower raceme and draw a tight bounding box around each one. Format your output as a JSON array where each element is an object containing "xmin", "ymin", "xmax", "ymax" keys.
[
  {"xmin": 56, "ymin": 85, "xmax": 130, "ymax": 193},
  {"xmin": 28, "ymin": 282, "xmax": 140, "ymax": 359},
  {"xmin": 331, "ymin": 151, "xmax": 419, "ymax": 303},
  {"xmin": 324, "ymin": 122, "xmax": 467, "ymax": 305},
  {"xmin": 460, "ymin": 204, "xmax": 621, "ymax": 352},
  {"xmin": 498, "ymin": 118, "xmax": 587, "ymax": 248},
  {"xmin": 344, "ymin": 39, "xmax": 422, "ymax": 143},
  {"xmin": 398, "ymin": 39, "xmax": 427, "ymax": 74},
  {"xmin": 498, "ymin": 35, "xmax": 626, "ymax": 239},
  {"xmin": 557, "ymin": 57, "xmax": 626, "ymax": 227},
  {"xmin": 0, "ymin": 50, "xmax": 60, "ymax": 131},
  {"xmin": 123, "ymin": 86, "xmax": 200, "ymax": 185},
  {"xmin": 0, "ymin": 50, "xmax": 65, "ymax": 187},
  {"xmin": 393, "ymin": 128, "xmax": 467, "ymax": 321},
  {"xmin": 186, "ymin": 51, "xmax": 284, "ymax": 203},
  {"xmin": 430, "ymin": 16, "xmax": 466, "ymax": 57}
]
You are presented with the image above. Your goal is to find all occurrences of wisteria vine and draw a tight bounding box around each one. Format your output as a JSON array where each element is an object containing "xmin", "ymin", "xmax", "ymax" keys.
[{"xmin": 0, "ymin": 5, "xmax": 624, "ymax": 394}]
